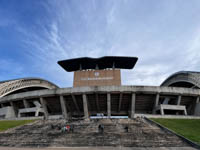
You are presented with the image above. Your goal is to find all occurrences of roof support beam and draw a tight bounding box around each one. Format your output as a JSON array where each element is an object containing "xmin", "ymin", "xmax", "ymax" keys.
[
  {"xmin": 71, "ymin": 94, "xmax": 80, "ymax": 113},
  {"xmin": 118, "ymin": 93, "xmax": 123, "ymax": 112}
]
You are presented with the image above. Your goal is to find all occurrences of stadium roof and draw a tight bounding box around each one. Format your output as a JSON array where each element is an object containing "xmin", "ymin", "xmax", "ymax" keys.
[
  {"xmin": 0, "ymin": 78, "xmax": 58, "ymax": 98},
  {"xmin": 58, "ymin": 56, "xmax": 138, "ymax": 72}
]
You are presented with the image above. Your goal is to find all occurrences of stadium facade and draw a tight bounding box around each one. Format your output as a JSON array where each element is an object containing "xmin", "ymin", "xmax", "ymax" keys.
[{"xmin": 0, "ymin": 56, "xmax": 200, "ymax": 119}]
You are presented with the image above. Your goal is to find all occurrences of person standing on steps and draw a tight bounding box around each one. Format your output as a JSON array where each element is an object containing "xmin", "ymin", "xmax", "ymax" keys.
[{"xmin": 98, "ymin": 124, "xmax": 104, "ymax": 133}]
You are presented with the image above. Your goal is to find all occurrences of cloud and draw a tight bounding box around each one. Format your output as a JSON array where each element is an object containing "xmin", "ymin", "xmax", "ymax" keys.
[
  {"xmin": 184, "ymin": 29, "xmax": 200, "ymax": 70},
  {"xmin": 1, "ymin": 0, "xmax": 200, "ymax": 87}
]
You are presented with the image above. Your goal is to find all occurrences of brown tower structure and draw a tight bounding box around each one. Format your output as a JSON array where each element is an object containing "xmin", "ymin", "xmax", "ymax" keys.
[{"xmin": 58, "ymin": 56, "xmax": 138, "ymax": 87}]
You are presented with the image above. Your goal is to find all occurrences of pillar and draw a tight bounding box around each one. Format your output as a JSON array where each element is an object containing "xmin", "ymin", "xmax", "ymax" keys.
[
  {"xmin": 118, "ymin": 93, "xmax": 123, "ymax": 112},
  {"xmin": 194, "ymin": 96, "xmax": 200, "ymax": 116},
  {"xmin": 107, "ymin": 93, "xmax": 111, "ymax": 118},
  {"xmin": 153, "ymin": 93, "xmax": 159, "ymax": 114},
  {"xmin": 95, "ymin": 93, "xmax": 100, "ymax": 112},
  {"xmin": 82, "ymin": 94, "xmax": 89, "ymax": 119},
  {"xmin": 10, "ymin": 101, "xmax": 18, "ymax": 117},
  {"xmin": 177, "ymin": 95, "xmax": 181, "ymax": 105},
  {"xmin": 23, "ymin": 99, "xmax": 30, "ymax": 108},
  {"xmin": 130, "ymin": 93, "xmax": 136, "ymax": 118},
  {"xmin": 160, "ymin": 107, "xmax": 164, "ymax": 115},
  {"xmin": 40, "ymin": 97, "xmax": 49, "ymax": 119},
  {"xmin": 196, "ymin": 96, "xmax": 199, "ymax": 104},
  {"xmin": 60, "ymin": 95, "xmax": 68, "ymax": 119},
  {"xmin": 184, "ymin": 108, "xmax": 188, "ymax": 115}
]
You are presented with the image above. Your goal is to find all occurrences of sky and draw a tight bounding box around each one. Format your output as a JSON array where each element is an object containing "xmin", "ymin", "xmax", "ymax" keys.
[{"xmin": 1, "ymin": 0, "xmax": 200, "ymax": 87}]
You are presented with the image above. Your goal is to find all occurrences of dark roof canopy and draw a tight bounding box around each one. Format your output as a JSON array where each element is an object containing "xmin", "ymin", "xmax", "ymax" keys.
[{"xmin": 58, "ymin": 56, "xmax": 138, "ymax": 72}]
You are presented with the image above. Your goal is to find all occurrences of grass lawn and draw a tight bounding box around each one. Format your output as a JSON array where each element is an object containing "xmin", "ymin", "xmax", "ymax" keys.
[
  {"xmin": 151, "ymin": 118, "xmax": 200, "ymax": 145},
  {"xmin": 0, "ymin": 120, "xmax": 35, "ymax": 132}
]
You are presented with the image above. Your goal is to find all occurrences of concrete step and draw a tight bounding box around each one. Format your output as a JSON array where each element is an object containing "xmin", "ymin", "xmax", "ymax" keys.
[{"xmin": 0, "ymin": 118, "xmax": 191, "ymax": 148}]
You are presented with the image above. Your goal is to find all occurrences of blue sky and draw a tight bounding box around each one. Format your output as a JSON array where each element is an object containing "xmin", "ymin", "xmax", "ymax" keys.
[{"xmin": 1, "ymin": 0, "xmax": 200, "ymax": 87}]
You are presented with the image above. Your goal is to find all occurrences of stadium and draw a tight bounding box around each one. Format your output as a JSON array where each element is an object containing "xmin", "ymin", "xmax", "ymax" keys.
[
  {"xmin": 0, "ymin": 56, "xmax": 200, "ymax": 149},
  {"xmin": 0, "ymin": 56, "xmax": 200, "ymax": 120}
]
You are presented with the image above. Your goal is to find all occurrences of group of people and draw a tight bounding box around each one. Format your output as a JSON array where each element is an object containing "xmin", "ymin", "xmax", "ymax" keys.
[
  {"xmin": 61, "ymin": 125, "xmax": 74, "ymax": 133},
  {"xmin": 56, "ymin": 124, "xmax": 128, "ymax": 133}
]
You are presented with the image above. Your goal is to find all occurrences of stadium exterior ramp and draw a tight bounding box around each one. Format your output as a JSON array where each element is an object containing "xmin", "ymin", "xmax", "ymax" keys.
[{"xmin": 0, "ymin": 78, "xmax": 58, "ymax": 119}]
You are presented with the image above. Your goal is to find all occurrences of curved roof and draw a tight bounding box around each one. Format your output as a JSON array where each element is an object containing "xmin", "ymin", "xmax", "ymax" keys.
[
  {"xmin": 58, "ymin": 56, "xmax": 138, "ymax": 72},
  {"xmin": 0, "ymin": 78, "xmax": 58, "ymax": 97},
  {"xmin": 161, "ymin": 71, "xmax": 200, "ymax": 88}
]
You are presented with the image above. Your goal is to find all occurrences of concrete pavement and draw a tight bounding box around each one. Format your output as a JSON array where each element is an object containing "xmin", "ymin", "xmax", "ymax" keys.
[{"xmin": 0, "ymin": 147, "xmax": 197, "ymax": 150}]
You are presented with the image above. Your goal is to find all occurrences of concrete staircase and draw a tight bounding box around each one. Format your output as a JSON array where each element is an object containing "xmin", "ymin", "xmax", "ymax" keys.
[{"xmin": 0, "ymin": 118, "xmax": 190, "ymax": 148}]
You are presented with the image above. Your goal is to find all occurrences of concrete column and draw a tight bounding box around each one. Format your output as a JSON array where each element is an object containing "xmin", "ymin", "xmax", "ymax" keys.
[
  {"xmin": 177, "ymin": 95, "xmax": 182, "ymax": 105},
  {"xmin": 40, "ymin": 97, "xmax": 49, "ymax": 119},
  {"xmin": 82, "ymin": 94, "xmax": 89, "ymax": 119},
  {"xmin": 72, "ymin": 95, "xmax": 80, "ymax": 113},
  {"xmin": 118, "ymin": 93, "xmax": 123, "ymax": 112},
  {"xmin": 10, "ymin": 101, "xmax": 18, "ymax": 117},
  {"xmin": 60, "ymin": 95, "xmax": 68, "ymax": 119},
  {"xmin": 107, "ymin": 93, "xmax": 111, "ymax": 118},
  {"xmin": 153, "ymin": 93, "xmax": 159, "ymax": 114},
  {"xmin": 184, "ymin": 108, "xmax": 188, "ymax": 115},
  {"xmin": 130, "ymin": 93, "xmax": 136, "ymax": 118},
  {"xmin": 194, "ymin": 96, "xmax": 200, "ymax": 116},
  {"xmin": 23, "ymin": 99, "xmax": 30, "ymax": 108},
  {"xmin": 95, "ymin": 93, "xmax": 100, "ymax": 112},
  {"xmin": 160, "ymin": 107, "xmax": 164, "ymax": 115},
  {"xmin": 196, "ymin": 96, "xmax": 199, "ymax": 104}
]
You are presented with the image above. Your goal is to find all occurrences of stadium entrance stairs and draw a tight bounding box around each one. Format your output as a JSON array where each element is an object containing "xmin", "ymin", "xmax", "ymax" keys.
[{"xmin": 0, "ymin": 118, "xmax": 193, "ymax": 148}]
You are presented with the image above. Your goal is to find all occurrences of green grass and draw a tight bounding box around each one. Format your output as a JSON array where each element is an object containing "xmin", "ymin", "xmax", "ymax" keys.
[
  {"xmin": 0, "ymin": 120, "xmax": 35, "ymax": 132},
  {"xmin": 151, "ymin": 118, "xmax": 200, "ymax": 145}
]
